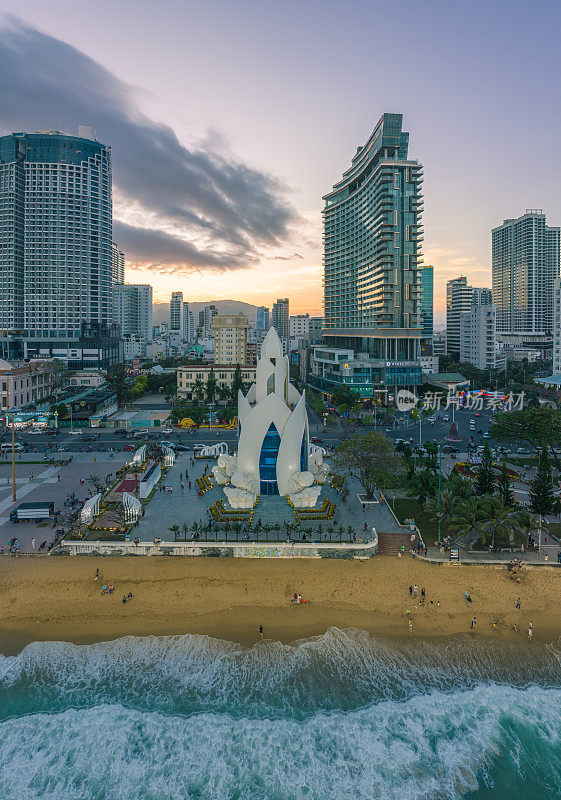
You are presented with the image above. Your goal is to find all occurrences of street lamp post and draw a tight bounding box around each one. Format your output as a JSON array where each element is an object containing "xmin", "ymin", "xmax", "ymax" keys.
[
  {"xmin": 437, "ymin": 443, "xmax": 442, "ymax": 546},
  {"xmin": 11, "ymin": 414, "xmax": 16, "ymax": 502}
]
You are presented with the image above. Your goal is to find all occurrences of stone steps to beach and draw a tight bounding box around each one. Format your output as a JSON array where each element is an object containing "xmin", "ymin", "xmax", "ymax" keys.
[{"xmin": 377, "ymin": 531, "xmax": 414, "ymax": 556}]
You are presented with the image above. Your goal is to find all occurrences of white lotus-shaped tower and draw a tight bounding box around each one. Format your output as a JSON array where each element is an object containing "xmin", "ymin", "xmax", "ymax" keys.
[{"xmin": 212, "ymin": 328, "xmax": 327, "ymax": 509}]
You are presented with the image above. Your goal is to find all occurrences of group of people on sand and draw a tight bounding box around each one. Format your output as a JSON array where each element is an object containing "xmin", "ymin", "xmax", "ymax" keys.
[
  {"xmin": 95, "ymin": 568, "xmax": 133, "ymax": 604},
  {"xmin": 405, "ymin": 584, "xmax": 440, "ymax": 630},
  {"xmin": 465, "ymin": 586, "xmax": 534, "ymax": 638}
]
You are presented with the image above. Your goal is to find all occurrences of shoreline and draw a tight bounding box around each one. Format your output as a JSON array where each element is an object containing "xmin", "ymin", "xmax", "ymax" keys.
[{"xmin": 1, "ymin": 555, "xmax": 560, "ymax": 656}]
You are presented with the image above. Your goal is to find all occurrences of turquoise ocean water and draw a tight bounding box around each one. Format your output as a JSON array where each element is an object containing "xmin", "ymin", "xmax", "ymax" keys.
[{"xmin": 0, "ymin": 628, "xmax": 561, "ymax": 799}]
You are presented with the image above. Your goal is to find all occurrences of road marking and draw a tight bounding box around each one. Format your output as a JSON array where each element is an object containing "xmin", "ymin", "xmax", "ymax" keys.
[{"xmin": 0, "ymin": 467, "xmax": 59, "ymax": 517}]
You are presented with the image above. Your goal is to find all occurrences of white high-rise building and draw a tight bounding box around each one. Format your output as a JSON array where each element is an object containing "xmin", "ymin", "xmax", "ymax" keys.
[
  {"xmin": 471, "ymin": 287, "xmax": 493, "ymax": 306},
  {"xmin": 170, "ymin": 292, "xmax": 184, "ymax": 332},
  {"xmin": 202, "ymin": 305, "xmax": 218, "ymax": 335},
  {"xmin": 446, "ymin": 277, "xmax": 473, "ymax": 356},
  {"xmin": 446, "ymin": 279, "xmax": 492, "ymax": 356},
  {"xmin": 492, "ymin": 210, "xmax": 560, "ymax": 338},
  {"xmin": 553, "ymin": 278, "xmax": 561, "ymax": 374},
  {"xmin": 111, "ymin": 243, "xmax": 125, "ymax": 284},
  {"xmin": 460, "ymin": 305, "xmax": 496, "ymax": 369},
  {"xmin": 0, "ymin": 130, "xmax": 113, "ymax": 356},
  {"xmin": 183, "ymin": 303, "xmax": 195, "ymax": 342},
  {"xmin": 289, "ymin": 314, "xmax": 310, "ymax": 338},
  {"xmin": 113, "ymin": 284, "xmax": 153, "ymax": 342}
]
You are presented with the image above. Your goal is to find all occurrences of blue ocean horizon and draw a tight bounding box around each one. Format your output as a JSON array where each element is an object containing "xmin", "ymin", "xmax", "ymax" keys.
[{"xmin": 0, "ymin": 628, "xmax": 560, "ymax": 799}]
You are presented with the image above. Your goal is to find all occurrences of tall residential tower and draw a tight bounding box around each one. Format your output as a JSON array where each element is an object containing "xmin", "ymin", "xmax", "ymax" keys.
[
  {"xmin": 0, "ymin": 130, "xmax": 114, "ymax": 360},
  {"xmin": 492, "ymin": 210, "xmax": 560, "ymax": 343},
  {"xmin": 113, "ymin": 284, "xmax": 153, "ymax": 341},
  {"xmin": 311, "ymin": 113, "xmax": 423, "ymax": 398},
  {"xmin": 170, "ymin": 292, "xmax": 184, "ymax": 333},
  {"xmin": 272, "ymin": 298, "xmax": 289, "ymax": 352}
]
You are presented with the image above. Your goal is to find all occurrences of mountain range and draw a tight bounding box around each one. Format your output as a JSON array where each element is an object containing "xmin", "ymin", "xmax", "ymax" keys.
[{"xmin": 153, "ymin": 300, "xmax": 260, "ymax": 326}]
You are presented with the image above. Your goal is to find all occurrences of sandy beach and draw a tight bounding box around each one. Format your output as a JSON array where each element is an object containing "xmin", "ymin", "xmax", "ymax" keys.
[{"xmin": 0, "ymin": 554, "xmax": 559, "ymax": 654}]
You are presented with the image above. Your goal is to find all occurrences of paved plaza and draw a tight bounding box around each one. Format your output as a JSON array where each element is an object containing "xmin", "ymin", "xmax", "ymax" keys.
[
  {"xmin": 0, "ymin": 452, "xmax": 128, "ymax": 553},
  {"xmin": 137, "ymin": 454, "xmax": 405, "ymax": 544}
]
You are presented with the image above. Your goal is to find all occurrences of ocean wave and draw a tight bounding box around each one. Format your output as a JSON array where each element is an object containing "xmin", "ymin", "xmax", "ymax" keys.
[
  {"xmin": 0, "ymin": 628, "xmax": 560, "ymax": 722},
  {"xmin": 0, "ymin": 685, "xmax": 560, "ymax": 800}
]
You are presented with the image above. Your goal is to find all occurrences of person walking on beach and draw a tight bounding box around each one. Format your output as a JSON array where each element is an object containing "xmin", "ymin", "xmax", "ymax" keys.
[
  {"xmin": 258, "ymin": 624, "xmax": 264, "ymax": 639},
  {"xmin": 516, "ymin": 598, "xmax": 521, "ymax": 609},
  {"xmin": 471, "ymin": 617, "xmax": 477, "ymax": 630},
  {"xmin": 31, "ymin": 537, "xmax": 35, "ymax": 550},
  {"xmin": 409, "ymin": 585, "xmax": 413, "ymax": 596},
  {"xmin": 413, "ymin": 585, "xmax": 418, "ymax": 598},
  {"xmin": 529, "ymin": 621, "xmax": 533, "ymax": 639}
]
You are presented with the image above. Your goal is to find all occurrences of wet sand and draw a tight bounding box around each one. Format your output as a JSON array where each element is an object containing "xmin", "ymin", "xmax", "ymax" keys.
[{"xmin": 0, "ymin": 555, "xmax": 558, "ymax": 654}]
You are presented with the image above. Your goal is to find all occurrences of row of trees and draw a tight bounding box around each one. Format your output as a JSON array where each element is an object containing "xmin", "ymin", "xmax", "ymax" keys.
[
  {"xmin": 187, "ymin": 365, "xmax": 247, "ymax": 405},
  {"xmin": 490, "ymin": 407, "xmax": 561, "ymax": 471},
  {"xmin": 407, "ymin": 440, "xmax": 558, "ymax": 548},
  {"xmin": 332, "ymin": 428, "xmax": 558, "ymax": 550}
]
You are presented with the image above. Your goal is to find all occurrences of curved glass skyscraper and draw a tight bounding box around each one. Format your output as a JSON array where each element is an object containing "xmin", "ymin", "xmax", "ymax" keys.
[{"xmin": 323, "ymin": 113, "xmax": 423, "ymax": 359}]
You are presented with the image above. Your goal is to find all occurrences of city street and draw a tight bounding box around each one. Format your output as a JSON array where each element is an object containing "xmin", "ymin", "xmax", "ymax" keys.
[{"xmin": 0, "ymin": 400, "xmax": 545, "ymax": 555}]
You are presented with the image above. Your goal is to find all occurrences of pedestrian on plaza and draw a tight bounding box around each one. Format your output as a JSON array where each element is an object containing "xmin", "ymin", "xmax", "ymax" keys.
[
  {"xmin": 31, "ymin": 537, "xmax": 35, "ymax": 549},
  {"xmin": 189, "ymin": 481, "xmax": 191, "ymax": 489}
]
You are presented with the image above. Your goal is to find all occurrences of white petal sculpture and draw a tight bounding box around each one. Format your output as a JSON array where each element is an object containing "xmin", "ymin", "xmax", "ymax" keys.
[{"xmin": 217, "ymin": 327, "xmax": 321, "ymax": 509}]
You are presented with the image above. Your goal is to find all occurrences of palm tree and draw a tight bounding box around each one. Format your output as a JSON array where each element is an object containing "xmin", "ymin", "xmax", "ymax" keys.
[
  {"xmin": 407, "ymin": 469, "xmax": 438, "ymax": 509},
  {"xmin": 515, "ymin": 508, "xmax": 541, "ymax": 549},
  {"xmin": 192, "ymin": 379, "xmax": 204, "ymax": 401},
  {"xmin": 447, "ymin": 496, "xmax": 485, "ymax": 549},
  {"xmin": 217, "ymin": 385, "xmax": 230, "ymax": 405},
  {"xmin": 447, "ymin": 472, "xmax": 475, "ymax": 501},
  {"xmin": 480, "ymin": 496, "xmax": 519, "ymax": 549},
  {"xmin": 426, "ymin": 487, "xmax": 458, "ymax": 520}
]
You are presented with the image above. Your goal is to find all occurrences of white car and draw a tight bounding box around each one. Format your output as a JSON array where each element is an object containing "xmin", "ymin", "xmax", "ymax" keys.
[
  {"xmin": 68, "ymin": 429, "xmax": 82, "ymax": 435},
  {"xmin": 161, "ymin": 428, "xmax": 173, "ymax": 434},
  {"xmin": 0, "ymin": 442, "xmax": 23, "ymax": 451},
  {"xmin": 28, "ymin": 429, "xmax": 43, "ymax": 435}
]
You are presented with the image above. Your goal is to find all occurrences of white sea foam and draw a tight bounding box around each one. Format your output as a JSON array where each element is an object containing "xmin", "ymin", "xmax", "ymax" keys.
[
  {"xmin": 0, "ymin": 628, "xmax": 560, "ymax": 721},
  {"xmin": 0, "ymin": 685, "xmax": 560, "ymax": 800}
]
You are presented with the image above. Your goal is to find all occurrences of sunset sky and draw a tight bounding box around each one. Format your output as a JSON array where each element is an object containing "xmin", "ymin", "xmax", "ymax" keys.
[{"xmin": 1, "ymin": 1, "xmax": 560, "ymax": 325}]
